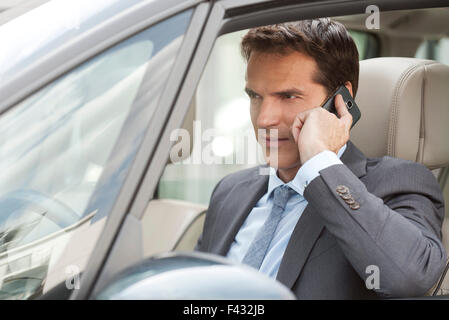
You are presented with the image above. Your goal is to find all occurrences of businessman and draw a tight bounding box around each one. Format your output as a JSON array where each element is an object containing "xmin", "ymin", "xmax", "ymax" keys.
[{"xmin": 195, "ymin": 19, "xmax": 447, "ymax": 299}]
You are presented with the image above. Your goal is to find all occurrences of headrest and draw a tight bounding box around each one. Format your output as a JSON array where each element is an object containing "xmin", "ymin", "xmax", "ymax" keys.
[{"xmin": 352, "ymin": 57, "xmax": 449, "ymax": 169}]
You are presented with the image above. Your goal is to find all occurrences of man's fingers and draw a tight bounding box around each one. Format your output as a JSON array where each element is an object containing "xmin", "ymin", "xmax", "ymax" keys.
[
  {"xmin": 334, "ymin": 94, "xmax": 353, "ymax": 131},
  {"xmin": 291, "ymin": 116, "xmax": 303, "ymax": 143},
  {"xmin": 334, "ymin": 94, "xmax": 349, "ymax": 117},
  {"xmin": 294, "ymin": 107, "xmax": 318, "ymax": 124},
  {"xmin": 291, "ymin": 108, "xmax": 320, "ymax": 143}
]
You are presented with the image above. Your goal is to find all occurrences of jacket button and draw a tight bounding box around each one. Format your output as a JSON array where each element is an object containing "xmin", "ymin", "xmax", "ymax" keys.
[
  {"xmin": 345, "ymin": 198, "xmax": 356, "ymax": 205},
  {"xmin": 340, "ymin": 193, "xmax": 352, "ymax": 200},
  {"xmin": 350, "ymin": 203, "xmax": 360, "ymax": 210},
  {"xmin": 336, "ymin": 185, "xmax": 349, "ymax": 194}
]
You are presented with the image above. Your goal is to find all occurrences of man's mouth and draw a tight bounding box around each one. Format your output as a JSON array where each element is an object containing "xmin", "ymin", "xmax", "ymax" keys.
[{"xmin": 263, "ymin": 137, "xmax": 289, "ymax": 147}]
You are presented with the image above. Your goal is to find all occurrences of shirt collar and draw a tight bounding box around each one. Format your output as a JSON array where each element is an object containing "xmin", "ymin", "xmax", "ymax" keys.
[{"xmin": 266, "ymin": 143, "xmax": 347, "ymax": 198}]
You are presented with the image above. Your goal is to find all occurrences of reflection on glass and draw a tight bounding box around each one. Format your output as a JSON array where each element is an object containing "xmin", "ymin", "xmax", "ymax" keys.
[
  {"xmin": 0, "ymin": 35, "xmax": 152, "ymax": 299},
  {"xmin": 0, "ymin": 9, "xmax": 192, "ymax": 299},
  {"xmin": 158, "ymin": 30, "xmax": 258, "ymax": 205}
]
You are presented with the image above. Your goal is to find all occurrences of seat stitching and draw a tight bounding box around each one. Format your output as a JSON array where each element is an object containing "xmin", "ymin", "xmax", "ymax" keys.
[
  {"xmin": 418, "ymin": 64, "xmax": 427, "ymax": 164},
  {"xmin": 389, "ymin": 62, "xmax": 427, "ymax": 157}
]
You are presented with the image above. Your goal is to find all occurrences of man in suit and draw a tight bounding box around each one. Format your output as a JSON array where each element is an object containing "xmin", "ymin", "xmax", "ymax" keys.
[{"xmin": 195, "ymin": 19, "xmax": 447, "ymax": 299}]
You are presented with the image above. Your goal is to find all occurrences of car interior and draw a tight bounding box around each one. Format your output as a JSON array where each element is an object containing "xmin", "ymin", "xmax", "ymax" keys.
[
  {"xmin": 135, "ymin": 6, "xmax": 449, "ymax": 297},
  {"xmin": 8, "ymin": 0, "xmax": 449, "ymax": 301},
  {"xmin": 8, "ymin": 3, "xmax": 445, "ymax": 300}
]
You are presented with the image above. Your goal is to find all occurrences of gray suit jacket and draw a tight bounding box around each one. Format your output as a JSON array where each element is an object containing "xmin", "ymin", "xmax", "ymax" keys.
[{"xmin": 195, "ymin": 141, "xmax": 447, "ymax": 299}]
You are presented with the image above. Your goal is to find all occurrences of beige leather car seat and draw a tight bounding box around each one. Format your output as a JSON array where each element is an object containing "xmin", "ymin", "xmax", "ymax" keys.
[
  {"xmin": 141, "ymin": 199, "xmax": 206, "ymax": 256},
  {"xmin": 354, "ymin": 57, "xmax": 449, "ymax": 295}
]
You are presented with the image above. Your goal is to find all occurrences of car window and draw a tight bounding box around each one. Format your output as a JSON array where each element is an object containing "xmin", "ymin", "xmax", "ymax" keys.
[
  {"xmin": 158, "ymin": 30, "xmax": 257, "ymax": 205},
  {"xmin": 157, "ymin": 25, "xmax": 381, "ymax": 206},
  {"xmin": 348, "ymin": 30, "xmax": 379, "ymax": 60},
  {"xmin": 415, "ymin": 37, "xmax": 449, "ymax": 65},
  {"xmin": 0, "ymin": 10, "xmax": 192, "ymax": 299},
  {"xmin": 0, "ymin": 0, "xmax": 144, "ymax": 84}
]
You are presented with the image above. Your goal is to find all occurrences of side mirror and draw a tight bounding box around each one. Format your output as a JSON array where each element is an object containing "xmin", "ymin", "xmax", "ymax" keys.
[{"xmin": 95, "ymin": 251, "xmax": 296, "ymax": 300}]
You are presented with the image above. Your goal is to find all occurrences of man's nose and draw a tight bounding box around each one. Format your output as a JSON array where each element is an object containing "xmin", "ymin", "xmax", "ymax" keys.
[{"xmin": 257, "ymin": 99, "xmax": 282, "ymax": 129}]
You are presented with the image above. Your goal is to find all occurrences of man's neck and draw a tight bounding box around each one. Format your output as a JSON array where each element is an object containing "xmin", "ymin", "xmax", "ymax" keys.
[{"xmin": 277, "ymin": 164, "xmax": 301, "ymax": 183}]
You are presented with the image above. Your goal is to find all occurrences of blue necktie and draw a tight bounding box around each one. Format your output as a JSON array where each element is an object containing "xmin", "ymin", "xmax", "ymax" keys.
[{"xmin": 242, "ymin": 184, "xmax": 296, "ymax": 270}]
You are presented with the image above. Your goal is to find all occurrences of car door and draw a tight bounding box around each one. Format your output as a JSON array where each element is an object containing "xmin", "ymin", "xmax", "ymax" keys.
[
  {"xmin": 0, "ymin": 0, "xmax": 207, "ymax": 300},
  {"xmin": 79, "ymin": 0, "xmax": 449, "ymax": 300}
]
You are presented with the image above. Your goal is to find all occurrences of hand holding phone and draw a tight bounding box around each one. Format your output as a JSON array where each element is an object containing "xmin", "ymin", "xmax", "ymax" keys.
[
  {"xmin": 321, "ymin": 85, "xmax": 361, "ymax": 129},
  {"xmin": 291, "ymin": 84, "xmax": 361, "ymax": 164}
]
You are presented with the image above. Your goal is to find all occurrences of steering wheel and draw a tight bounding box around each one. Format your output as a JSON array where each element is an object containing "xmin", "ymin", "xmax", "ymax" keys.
[{"xmin": 0, "ymin": 189, "xmax": 80, "ymax": 230}]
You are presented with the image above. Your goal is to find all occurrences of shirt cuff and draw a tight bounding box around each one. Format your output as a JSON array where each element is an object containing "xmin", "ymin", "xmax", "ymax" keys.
[{"xmin": 290, "ymin": 150, "xmax": 343, "ymax": 195}]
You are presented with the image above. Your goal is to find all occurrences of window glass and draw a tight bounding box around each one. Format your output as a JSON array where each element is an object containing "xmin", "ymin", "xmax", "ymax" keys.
[
  {"xmin": 158, "ymin": 30, "xmax": 257, "ymax": 205},
  {"xmin": 0, "ymin": 0, "xmax": 144, "ymax": 84},
  {"xmin": 0, "ymin": 10, "xmax": 192, "ymax": 299},
  {"xmin": 348, "ymin": 30, "xmax": 379, "ymax": 60},
  {"xmin": 415, "ymin": 38, "xmax": 449, "ymax": 65}
]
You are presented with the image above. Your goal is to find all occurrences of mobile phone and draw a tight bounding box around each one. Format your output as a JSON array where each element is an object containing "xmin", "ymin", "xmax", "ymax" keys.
[{"xmin": 321, "ymin": 85, "xmax": 361, "ymax": 129}]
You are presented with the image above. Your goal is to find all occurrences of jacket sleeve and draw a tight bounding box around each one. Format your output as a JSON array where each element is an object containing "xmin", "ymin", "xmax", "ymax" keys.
[{"xmin": 303, "ymin": 159, "xmax": 447, "ymax": 298}]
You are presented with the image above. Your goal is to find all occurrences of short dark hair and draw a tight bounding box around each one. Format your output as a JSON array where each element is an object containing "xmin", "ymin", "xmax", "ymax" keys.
[{"xmin": 241, "ymin": 18, "xmax": 360, "ymax": 97}]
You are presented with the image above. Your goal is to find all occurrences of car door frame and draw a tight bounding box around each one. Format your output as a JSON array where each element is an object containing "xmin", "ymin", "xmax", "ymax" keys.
[{"xmin": 79, "ymin": 0, "xmax": 449, "ymax": 299}]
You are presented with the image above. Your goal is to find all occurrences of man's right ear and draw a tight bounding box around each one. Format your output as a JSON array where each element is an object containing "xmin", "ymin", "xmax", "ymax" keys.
[{"xmin": 344, "ymin": 81, "xmax": 353, "ymax": 97}]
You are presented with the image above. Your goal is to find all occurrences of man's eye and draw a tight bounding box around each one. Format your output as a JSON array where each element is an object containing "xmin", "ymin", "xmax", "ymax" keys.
[
  {"xmin": 282, "ymin": 95, "xmax": 297, "ymax": 100},
  {"xmin": 249, "ymin": 93, "xmax": 261, "ymax": 99}
]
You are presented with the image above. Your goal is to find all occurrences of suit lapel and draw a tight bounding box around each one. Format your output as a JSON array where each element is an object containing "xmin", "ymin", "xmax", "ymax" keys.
[
  {"xmin": 276, "ymin": 140, "xmax": 367, "ymax": 289},
  {"xmin": 210, "ymin": 167, "xmax": 269, "ymax": 256}
]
